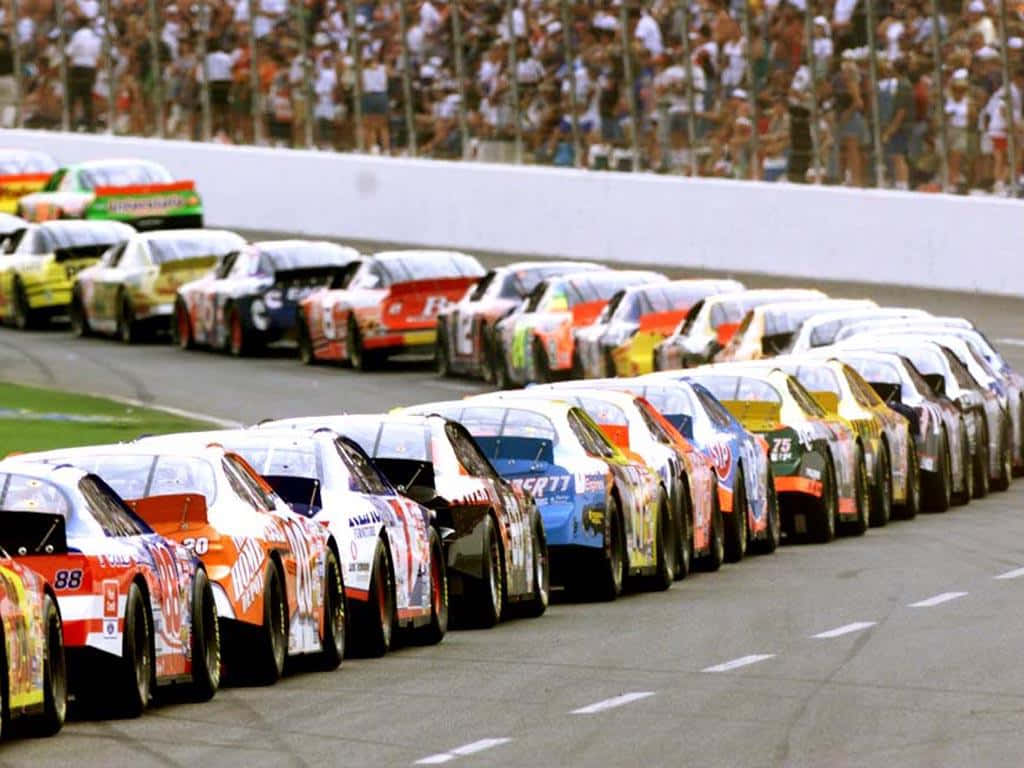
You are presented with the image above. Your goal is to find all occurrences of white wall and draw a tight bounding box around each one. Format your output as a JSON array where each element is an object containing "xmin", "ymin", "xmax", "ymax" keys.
[{"xmin": 8, "ymin": 129, "xmax": 1022, "ymax": 296}]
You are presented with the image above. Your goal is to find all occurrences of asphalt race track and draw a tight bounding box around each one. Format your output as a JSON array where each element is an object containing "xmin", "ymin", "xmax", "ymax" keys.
[{"xmin": 2, "ymin": 245, "xmax": 1024, "ymax": 767}]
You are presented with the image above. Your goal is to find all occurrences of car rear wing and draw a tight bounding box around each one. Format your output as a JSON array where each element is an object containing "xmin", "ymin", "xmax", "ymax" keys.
[
  {"xmin": 718, "ymin": 400, "xmax": 782, "ymax": 431},
  {"xmin": 386, "ymin": 275, "xmax": 481, "ymax": 298},
  {"xmin": 0, "ymin": 511, "xmax": 68, "ymax": 556},
  {"xmin": 263, "ymin": 475, "xmax": 322, "ymax": 518},
  {"xmin": 54, "ymin": 243, "xmax": 115, "ymax": 263},
  {"xmin": 274, "ymin": 264, "xmax": 360, "ymax": 290},
  {"xmin": 93, "ymin": 180, "xmax": 196, "ymax": 198},
  {"xmin": 126, "ymin": 493, "xmax": 209, "ymax": 534},
  {"xmin": 158, "ymin": 254, "xmax": 219, "ymax": 274}
]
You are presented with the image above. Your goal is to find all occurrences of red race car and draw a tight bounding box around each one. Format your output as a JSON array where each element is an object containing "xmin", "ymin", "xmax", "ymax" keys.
[{"xmin": 296, "ymin": 250, "xmax": 485, "ymax": 369}]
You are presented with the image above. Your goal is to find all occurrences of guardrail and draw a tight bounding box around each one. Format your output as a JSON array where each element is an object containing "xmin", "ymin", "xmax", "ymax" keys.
[{"xmin": 7, "ymin": 129, "xmax": 1022, "ymax": 296}]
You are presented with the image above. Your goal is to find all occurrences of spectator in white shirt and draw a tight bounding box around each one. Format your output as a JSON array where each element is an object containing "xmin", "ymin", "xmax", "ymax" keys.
[
  {"xmin": 206, "ymin": 43, "xmax": 235, "ymax": 129},
  {"xmin": 66, "ymin": 18, "xmax": 101, "ymax": 130}
]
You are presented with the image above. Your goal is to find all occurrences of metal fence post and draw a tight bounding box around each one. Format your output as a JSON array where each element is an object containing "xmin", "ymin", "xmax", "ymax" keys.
[
  {"xmin": 864, "ymin": 0, "xmax": 884, "ymax": 186},
  {"xmin": 739, "ymin": 0, "xmax": 760, "ymax": 179},
  {"xmin": 559, "ymin": 0, "xmax": 581, "ymax": 167},
  {"xmin": 504, "ymin": 0, "xmax": 522, "ymax": 163},
  {"xmin": 147, "ymin": 0, "xmax": 163, "ymax": 136},
  {"xmin": 618, "ymin": 0, "xmax": 640, "ymax": 171},
  {"xmin": 293, "ymin": 0, "xmax": 313, "ymax": 148},
  {"xmin": 247, "ymin": 0, "xmax": 261, "ymax": 143},
  {"xmin": 998, "ymin": 0, "xmax": 1018, "ymax": 195},
  {"xmin": 449, "ymin": 0, "xmax": 470, "ymax": 157},
  {"xmin": 101, "ymin": 0, "xmax": 114, "ymax": 133},
  {"xmin": 9, "ymin": 0, "xmax": 21, "ymax": 128},
  {"xmin": 927, "ymin": 0, "xmax": 949, "ymax": 190},
  {"xmin": 678, "ymin": 0, "xmax": 698, "ymax": 176},
  {"xmin": 346, "ymin": 0, "xmax": 364, "ymax": 151},
  {"xmin": 397, "ymin": 0, "xmax": 416, "ymax": 155},
  {"xmin": 801, "ymin": 6, "xmax": 821, "ymax": 182},
  {"xmin": 198, "ymin": 0, "xmax": 212, "ymax": 141},
  {"xmin": 56, "ymin": 0, "xmax": 69, "ymax": 130}
]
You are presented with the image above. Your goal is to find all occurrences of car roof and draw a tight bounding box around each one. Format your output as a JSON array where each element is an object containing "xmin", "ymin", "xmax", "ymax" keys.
[
  {"xmin": 499, "ymin": 260, "xmax": 604, "ymax": 272},
  {"xmin": 74, "ymin": 157, "xmax": 169, "ymax": 171},
  {"xmin": 458, "ymin": 394, "xmax": 577, "ymax": 418},
  {"xmin": 30, "ymin": 218, "xmax": 135, "ymax": 236},
  {"xmin": 372, "ymin": 249, "xmax": 476, "ymax": 262},
  {"xmin": 14, "ymin": 442, "xmax": 230, "ymax": 462},
  {"xmin": 0, "ymin": 458, "xmax": 88, "ymax": 483},
  {"xmin": 131, "ymin": 228, "xmax": 244, "ymax": 243}
]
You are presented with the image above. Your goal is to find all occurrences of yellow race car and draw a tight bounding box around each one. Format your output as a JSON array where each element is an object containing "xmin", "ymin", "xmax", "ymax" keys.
[{"xmin": 0, "ymin": 219, "xmax": 134, "ymax": 329}]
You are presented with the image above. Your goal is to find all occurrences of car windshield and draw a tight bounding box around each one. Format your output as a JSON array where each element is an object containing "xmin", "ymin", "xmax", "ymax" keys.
[
  {"xmin": 0, "ymin": 471, "xmax": 78, "ymax": 526},
  {"xmin": 344, "ymin": 421, "xmax": 431, "ymax": 462},
  {"xmin": 568, "ymin": 395, "xmax": 629, "ymax": 426},
  {"xmin": 78, "ymin": 162, "xmax": 173, "ymax": 190},
  {"xmin": 842, "ymin": 357, "xmax": 902, "ymax": 386},
  {"xmin": 228, "ymin": 442, "xmax": 321, "ymax": 480},
  {"xmin": 43, "ymin": 454, "xmax": 218, "ymax": 503},
  {"xmin": 689, "ymin": 374, "xmax": 783, "ymax": 404},
  {"xmin": 883, "ymin": 345, "xmax": 945, "ymax": 378},
  {"xmin": 782, "ymin": 364, "xmax": 841, "ymax": 395},
  {"xmin": 505, "ymin": 265, "xmax": 587, "ymax": 299},
  {"xmin": 147, "ymin": 232, "xmax": 243, "ymax": 265},
  {"xmin": 261, "ymin": 243, "xmax": 353, "ymax": 271}
]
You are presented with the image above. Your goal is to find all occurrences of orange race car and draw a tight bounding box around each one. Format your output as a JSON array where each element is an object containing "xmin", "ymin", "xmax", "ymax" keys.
[
  {"xmin": 297, "ymin": 249, "xmax": 485, "ymax": 369},
  {"xmin": 15, "ymin": 444, "xmax": 346, "ymax": 685}
]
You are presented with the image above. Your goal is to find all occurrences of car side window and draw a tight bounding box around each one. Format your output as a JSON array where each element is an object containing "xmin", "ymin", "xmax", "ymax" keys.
[
  {"xmin": 787, "ymin": 377, "xmax": 827, "ymax": 418},
  {"xmin": 636, "ymin": 402, "xmax": 673, "ymax": 445},
  {"xmin": 843, "ymin": 367, "xmax": 881, "ymax": 407},
  {"xmin": 444, "ymin": 423, "xmax": 499, "ymax": 479},
  {"xmin": 696, "ymin": 388, "xmax": 734, "ymax": 428},
  {"xmin": 222, "ymin": 458, "xmax": 271, "ymax": 511},
  {"xmin": 78, "ymin": 475, "xmax": 148, "ymax": 537},
  {"xmin": 335, "ymin": 439, "xmax": 392, "ymax": 495},
  {"xmin": 567, "ymin": 410, "xmax": 615, "ymax": 458},
  {"xmin": 941, "ymin": 348, "xmax": 979, "ymax": 389}
]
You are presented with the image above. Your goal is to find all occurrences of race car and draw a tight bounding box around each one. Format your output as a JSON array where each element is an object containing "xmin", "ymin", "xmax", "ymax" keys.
[
  {"xmin": 493, "ymin": 269, "xmax": 667, "ymax": 387},
  {"xmin": 297, "ymin": 250, "xmax": 485, "ymax": 369},
  {"xmin": 145, "ymin": 428, "xmax": 447, "ymax": 656},
  {"xmin": 0, "ymin": 460, "xmax": 219, "ymax": 716},
  {"xmin": 435, "ymin": 260, "xmax": 607, "ymax": 382},
  {"xmin": 174, "ymin": 240, "xmax": 363, "ymax": 357},
  {"xmin": 0, "ymin": 220, "xmax": 134, "ymax": 329},
  {"xmin": 0, "ymin": 212, "xmax": 26, "ymax": 240},
  {"xmin": 17, "ymin": 159, "xmax": 203, "ymax": 230},
  {"xmin": 573, "ymin": 279, "xmax": 745, "ymax": 379},
  {"xmin": 70, "ymin": 228, "xmax": 246, "ymax": 342},
  {"xmin": 681, "ymin": 367, "xmax": 866, "ymax": 543},
  {"xmin": 730, "ymin": 357, "xmax": 921, "ymax": 527},
  {"xmin": 835, "ymin": 336, "xmax": 1000, "ymax": 501},
  {"xmin": 15, "ymin": 444, "xmax": 346, "ymax": 684},
  {"xmin": 812, "ymin": 348, "xmax": 972, "ymax": 511},
  {"xmin": 615, "ymin": 374, "xmax": 782, "ymax": 555},
  {"xmin": 497, "ymin": 385, "xmax": 720, "ymax": 565},
  {"xmin": 0, "ymin": 149, "xmax": 57, "ymax": 214},
  {"xmin": 713, "ymin": 298, "xmax": 876, "ymax": 363},
  {"xmin": 652, "ymin": 288, "xmax": 827, "ymax": 370},
  {"xmin": 264, "ymin": 414, "xmax": 547, "ymax": 627},
  {"xmin": 787, "ymin": 306, "xmax": 930, "ymax": 354},
  {"xmin": 401, "ymin": 398, "xmax": 679, "ymax": 596},
  {"xmin": 0, "ymin": 549, "xmax": 65, "ymax": 737}
]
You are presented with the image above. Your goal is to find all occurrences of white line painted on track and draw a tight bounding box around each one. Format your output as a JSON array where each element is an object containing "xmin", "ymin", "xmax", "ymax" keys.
[
  {"xmin": 995, "ymin": 566, "xmax": 1024, "ymax": 580},
  {"xmin": 703, "ymin": 654, "xmax": 776, "ymax": 673},
  {"xmin": 415, "ymin": 738, "xmax": 512, "ymax": 765},
  {"xmin": 995, "ymin": 338, "xmax": 1024, "ymax": 347},
  {"xmin": 570, "ymin": 692, "xmax": 656, "ymax": 714},
  {"xmin": 908, "ymin": 591, "xmax": 968, "ymax": 608},
  {"xmin": 811, "ymin": 621, "xmax": 877, "ymax": 639}
]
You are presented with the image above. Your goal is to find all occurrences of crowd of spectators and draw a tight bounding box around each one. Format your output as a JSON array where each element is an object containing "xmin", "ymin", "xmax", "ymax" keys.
[{"xmin": 1, "ymin": 0, "xmax": 1023, "ymax": 193}]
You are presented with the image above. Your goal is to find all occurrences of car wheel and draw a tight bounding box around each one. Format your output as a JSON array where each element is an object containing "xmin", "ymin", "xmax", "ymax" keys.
[
  {"xmin": 69, "ymin": 293, "xmax": 91, "ymax": 337},
  {"xmin": 188, "ymin": 569, "xmax": 220, "ymax": 701},
  {"xmin": 674, "ymin": 480, "xmax": 694, "ymax": 579},
  {"xmin": 648, "ymin": 494, "xmax": 676, "ymax": 592},
  {"xmin": 318, "ymin": 547, "xmax": 346, "ymax": 670},
  {"xmin": 519, "ymin": 512, "xmax": 550, "ymax": 617},
  {"xmin": 954, "ymin": 420, "xmax": 974, "ymax": 505},
  {"xmin": 493, "ymin": 340, "xmax": 512, "ymax": 390},
  {"xmin": 869, "ymin": 443, "xmax": 892, "ymax": 527},
  {"xmin": 973, "ymin": 417, "xmax": 990, "ymax": 499},
  {"xmin": 11, "ymin": 278, "xmax": 33, "ymax": 330},
  {"xmin": 346, "ymin": 315, "xmax": 378, "ymax": 371},
  {"xmin": 296, "ymin": 314, "xmax": 317, "ymax": 365},
  {"xmin": 251, "ymin": 563, "xmax": 287, "ymax": 684},
  {"xmin": 435, "ymin": 324, "xmax": 452, "ymax": 377},
  {"xmin": 992, "ymin": 419, "xmax": 1013, "ymax": 492},
  {"xmin": 812, "ymin": 454, "xmax": 838, "ymax": 544},
  {"xmin": 227, "ymin": 306, "xmax": 248, "ymax": 357},
  {"xmin": 603, "ymin": 348, "xmax": 617, "ymax": 379},
  {"xmin": 360, "ymin": 538, "xmax": 395, "ymax": 656},
  {"xmin": 752, "ymin": 469, "xmax": 781, "ymax": 554},
  {"xmin": 532, "ymin": 337, "xmax": 552, "ymax": 384},
  {"xmin": 897, "ymin": 440, "xmax": 921, "ymax": 519},
  {"xmin": 701, "ymin": 493, "xmax": 726, "ymax": 571},
  {"xmin": 925, "ymin": 428, "xmax": 953, "ymax": 512},
  {"xmin": 174, "ymin": 299, "xmax": 194, "ymax": 350},
  {"xmin": 117, "ymin": 295, "xmax": 138, "ymax": 344},
  {"xmin": 413, "ymin": 528, "xmax": 448, "ymax": 644},
  {"xmin": 470, "ymin": 515, "xmax": 505, "ymax": 627},
  {"xmin": 724, "ymin": 466, "xmax": 748, "ymax": 563},
  {"xmin": 479, "ymin": 327, "xmax": 496, "ymax": 384},
  {"xmin": 595, "ymin": 494, "xmax": 626, "ymax": 600},
  {"xmin": 116, "ymin": 583, "xmax": 152, "ymax": 717},
  {"xmin": 29, "ymin": 593, "xmax": 67, "ymax": 736},
  {"xmin": 842, "ymin": 445, "xmax": 869, "ymax": 536}
]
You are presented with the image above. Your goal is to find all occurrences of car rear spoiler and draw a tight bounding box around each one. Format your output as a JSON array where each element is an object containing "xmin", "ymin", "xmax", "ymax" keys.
[
  {"xmin": 277, "ymin": 265, "xmax": 359, "ymax": 287},
  {"xmin": 0, "ymin": 511, "xmax": 68, "ymax": 556},
  {"xmin": 54, "ymin": 243, "xmax": 114, "ymax": 263},
  {"xmin": 158, "ymin": 254, "xmax": 219, "ymax": 274},
  {"xmin": 386, "ymin": 275, "xmax": 480, "ymax": 297},
  {"xmin": 126, "ymin": 493, "xmax": 209, "ymax": 533},
  {"xmin": 263, "ymin": 475, "xmax": 322, "ymax": 517},
  {"xmin": 93, "ymin": 180, "xmax": 196, "ymax": 197},
  {"xmin": 718, "ymin": 400, "xmax": 782, "ymax": 431}
]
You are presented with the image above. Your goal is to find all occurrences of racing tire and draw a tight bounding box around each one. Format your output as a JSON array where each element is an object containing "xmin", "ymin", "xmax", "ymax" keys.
[
  {"xmin": 296, "ymin": 314, "xmax": 317, "ymax": 365},
  {"xmin": 594, "ymin": 494, "xmax": 626, "ymax": 601},
  {"xmin": 173, "ymin": 299, "xmax": 194, "ymax": 350},
  {"xmin": 570, "ymin": 348, "xmax": 584, "ymax": 380},
  {"xmin": 868, "ymin": 443, "xmax": 892, "ymax": 528},
  {"xmin": 117, "ymin": 294, "xmax": 139, "ymax": 345},
  {"xmin": 602, "ymin": 348, "xmax": 617, "ymax": 379},
  {"xmin": 479, "ymin": 328, "xmax": 497, "ymax": 385},
  {"xmin": 841, "ymin": 446, "xmax": 870, "ymax": 537},
  {"xmin": 413, "ymin": 528, "xmax": 448, "ymax": 644},
  {"xmin": 435, "ymin": 325, "xmax": 452, "ymax": 377},
  {"xmin": 11, "ymin": 278, "xmax": 34, "ymax": 330},
  {"xmin": 469, "ymin": 514, "xmax": 505, "ymax": 628},
  {"xmin": 972, "ymin": 417, "xmax": 990, "ymax": 499},
  {"xmin": 346, "ymin": 315, "xmax": 379, "ymax": 371},
  {"xmin": 700, "ymin": 493, "xmax": 726, "ymax": 572},
  {"xmin": 227, "ymin": 306, "xmax": 250, "ymax": 357},
  {"xmin": 953, "ymin": 420, "xmax": 974, "ymax": 505},
  {"xmin": 69, "ymin": 293, "xmax": 91, "ymax": 337},
  {"xmin": 751, "ymin": 469, "xmax": 781, "ymax": 555},
  {"xmin": 811, "ymin": 454, "xmax": 838, "ymax": 544},
  {"xmin": 114, "ymin": 583, "xmax": 153, "ymax": 718},
  {"xmin": 188, "ymin": 569, "xmax": 221, "ymax": 701},
  {"xmin": 723, "ymin": 466, "xmax": 748, "ymax": 563},
  {"xmin": 28, "ymin": 593, "xmax": 67, "ymax": 736},
  {"xmin": 532, "ymin": 337, "xmax": 552, "ymax": 384},
  {"xmin": 493, "ymin": 342, "xmax": 513, "ymax": 390},
  {"xmin": 924, "ymin": 428, "xmax": 953, "ymax": 512},
  {"xmin": 674, "ymin": 480, "xmax": 694, "ymax": 579},
  {"xmin": 992, "ymin": 419, "xmax": 1013, "ymax": 492},
  {"xmin": 896, "ymin": 441, "xmax": 921, "ymax": 520},
  {"xmin": 519, "ymin": 512, "xmax": 550, "ymax": 617},
  {"xmin": 251, "ymin": 563, "xmax": 288, "ymax": 685},
  {"xmin": 359, "ymin": 538, "xmax": 396, "ymax": 657},
  {"xmin": 647, "ymin": 495, "xmax": 676, "ymax": 592},
  {"xmin": 318, "ymin": 547, "xmax": 346, "ymax": 670}
]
